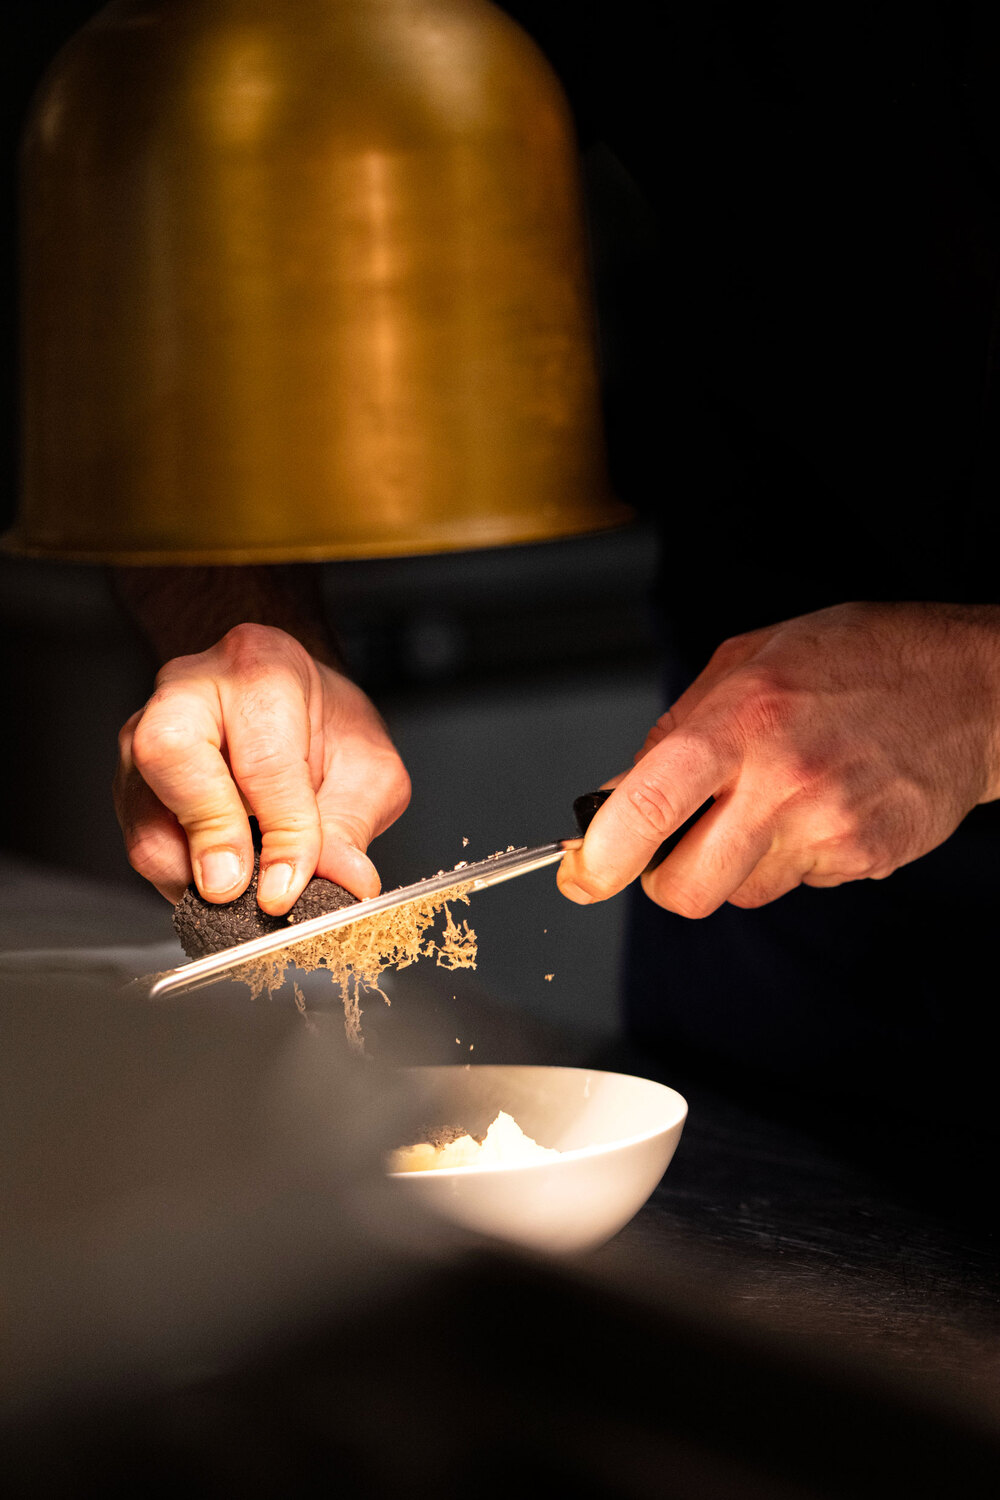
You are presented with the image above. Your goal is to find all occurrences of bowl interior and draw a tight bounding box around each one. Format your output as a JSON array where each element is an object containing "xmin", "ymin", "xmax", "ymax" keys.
[{"xmin": 395, "ymin": 1064, "xmax": 687, "ymax": 1163}]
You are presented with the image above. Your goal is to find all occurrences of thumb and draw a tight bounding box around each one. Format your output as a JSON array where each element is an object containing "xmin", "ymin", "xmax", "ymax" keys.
[
  {"xmin": 314, "ymin": 751, "xmax": 412, "ymax": 900},
  {"xmin": 316, "ymin": 813, "xmax": 383, "ymax": 900}
]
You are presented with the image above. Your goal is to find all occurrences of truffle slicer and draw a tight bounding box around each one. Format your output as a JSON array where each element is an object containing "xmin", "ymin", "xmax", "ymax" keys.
[{"xmin": 144, "ymin": 840, "xmax": 568, "ymax": 999}]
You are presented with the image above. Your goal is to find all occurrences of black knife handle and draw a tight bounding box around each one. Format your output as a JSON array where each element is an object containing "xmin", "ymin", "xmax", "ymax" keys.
[{"xmin": 573, "ymin": 790, "xmax": 713, "ymax": 871}]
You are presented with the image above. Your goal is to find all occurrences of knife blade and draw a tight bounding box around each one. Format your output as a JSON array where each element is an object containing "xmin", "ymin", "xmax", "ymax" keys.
[
  {"xmin": 145, "ymin": 839, "xmax": 567, "ymax": 999},
  {"xmin": 142, "ymin": 789, "xmax": 711, "ymax": 1000}
]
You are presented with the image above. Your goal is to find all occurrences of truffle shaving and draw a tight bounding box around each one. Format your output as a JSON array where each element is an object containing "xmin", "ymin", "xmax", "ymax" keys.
[{"xmin": 239, "ymin": 884, "xmax": 477, "ymax": 1052}]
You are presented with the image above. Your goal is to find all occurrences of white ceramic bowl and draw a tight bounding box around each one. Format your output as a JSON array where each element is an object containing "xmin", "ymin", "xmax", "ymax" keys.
[{"xmin": 386, "ymin": 1064, "xmax": 687, "ymax": 1255}]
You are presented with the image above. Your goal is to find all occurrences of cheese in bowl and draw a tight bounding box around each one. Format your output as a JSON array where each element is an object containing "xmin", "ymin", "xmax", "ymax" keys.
[
  {"xmin": 385, "ymin": 1065, "xmax": 688, "ymax": 1254},
  {"xmin": 388, "ymin": 1110, "xmax": 561, "ymax": 1173}
]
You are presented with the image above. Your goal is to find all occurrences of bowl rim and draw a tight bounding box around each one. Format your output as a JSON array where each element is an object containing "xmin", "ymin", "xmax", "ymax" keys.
[{"xmin": 384, "ymin": 1063, "xmax": 688, "ymax": 1179}]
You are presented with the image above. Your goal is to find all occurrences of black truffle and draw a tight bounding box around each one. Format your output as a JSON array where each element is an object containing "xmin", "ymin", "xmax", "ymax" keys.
[
  {"xmin": 390, "ymin": 1122, "xmax": 482, "ymax": 1153},
  {"xmin": 173, "ymin": 854, "xmax": 359, "ymax": 960},
  {"xmin": 284, "ymin": 876, "xmax": 359, "ymax": 925}
]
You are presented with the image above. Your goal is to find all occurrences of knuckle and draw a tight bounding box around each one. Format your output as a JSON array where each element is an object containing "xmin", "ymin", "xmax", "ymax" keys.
[
  {"xmin": 238, "ymin": 768, "xmax": 312, "ymax": 820},
  {"xmin": 123, "ymin": 829, "xmax": 169, "ymax": 882},
  {"xmin": 237, "ymin": 736, "xmax": 297, "ymax": 780},
  {"xmin": 111, "ymin": 769, "xmax": 126, "ymax": 813},
  {"xmin": 334, "ymin": 751, "xmax": 412, "ymax": 839},
  {"xmin": 183, "ymin": 809, "xmax": 240, "ymax": 840},
  {"xmin": 117, "ymin": 709, "xmax": 143, "ymax": 754},
  {"xmin": 647, "ymin": 870, "xmax": 718, "ymax": 919},
  {"xmin": 130, "ymin": 710, "xmax": 199, "ymax": 772},
  {"xmin": 635, "ymin": 716, "xmax": 671, "ymax": 762},
  {"xmin": 113, "ymin": 771, "xmax": 144, "ymax": 834},
  {"xmin": 727, "ymin": 887, "xmax": 768, "ymax": 910},
  {"xmin": 727, "ymin": 874, "xmax": 788, "ymax": 909},
  {"xmin": 823, "ymin": 809, "xmax": 864, "ymax": 851},
  {"xmin": 577, "ymin": 866, "xmax": 623, "ymax": 902},
  {"xmin": 218, "ymin": 622, "xmax": 300, "ymax": 676},
  {"xmin": 625, "ymin": 777, "xmax": 683, "ymax": 841},
  {"xmin": 376, "ymin": 753, "xmax": 412, "ymax": 816},
  {"xmin": 810, "ymin": 812, "xmax": 884, "ymax": 878},
  {"xmin": 327, "ymin": 810, "xmax": 377, "ymax": 852},
  {"xmin": 847, "ymin": 835, "xmax": 890, "ymax": 880},
  {"xmin": 730, "ymin": 668, "xmax": 797, "ymax": 746},
  {"xmin": 773, "ymin": 745, "xmax": 832, "ymax": 805},
  {"xmin": 389, "ymin": 763, "xmax": 413, "ymax": 818},
  {"xmin": 222, "ymin": 620, "xmax": 276, "ymax": 655},
  {"xmin": 708, "ymin": 631, "xmax": 752, "ymax": 669},
  {"xmin": 258, "ymin": 811, "xmax": 322, "ymax": 844},
  {"xmin": 672, "ymin": 889, "xmax": 717, "ymax": 920}
]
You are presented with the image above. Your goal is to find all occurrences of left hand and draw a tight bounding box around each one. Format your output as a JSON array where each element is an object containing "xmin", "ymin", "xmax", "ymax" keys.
[{"xmin": 114, "ymin": 624, "xmax": 411, "ymax": 910}]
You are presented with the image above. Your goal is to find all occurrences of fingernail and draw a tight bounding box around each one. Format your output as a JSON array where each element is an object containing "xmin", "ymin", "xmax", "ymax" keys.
[
  {"xmin": 561, "ymin": 881, "xmax": 593, "ymax": 905},
  {"xmin": 258, "ymin": 862, "xmax": 294, "ymax": 906},
  {"xmin": 199, "ymin": 849, "xmax": 244, "ymax": 896}
]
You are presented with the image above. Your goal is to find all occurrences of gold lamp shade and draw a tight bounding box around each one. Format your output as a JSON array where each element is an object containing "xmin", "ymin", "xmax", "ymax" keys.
[{"xmin": 9, "ymin": 0, "xmax": 631, "ymax": 564}]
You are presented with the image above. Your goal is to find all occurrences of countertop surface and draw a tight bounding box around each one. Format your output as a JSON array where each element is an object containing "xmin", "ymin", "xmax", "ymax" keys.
[
  {"xmin": 4, "ymin": 852, "xmax": 1000, "ymax": 1496},
  {"xmin": 593, "ymin": 1052, "xmax": 1000, "ymax": 1400}
]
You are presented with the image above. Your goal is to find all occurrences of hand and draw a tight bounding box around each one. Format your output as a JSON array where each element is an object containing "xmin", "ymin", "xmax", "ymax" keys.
[
  {"xmin": 558, "ymin": 602, "xmax": 1000, "ymax": 916},
  {"xmin": 114, "ymin": 623, "xmax": 411, "ymax": 911}
]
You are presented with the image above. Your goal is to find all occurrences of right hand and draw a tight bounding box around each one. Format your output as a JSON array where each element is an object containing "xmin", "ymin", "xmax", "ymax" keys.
[
  {"xmin": 113, "ymin": 623, "xmax": 411, "ymax": 912},
  {"xmin": 558, "ymin": 601, "xmax": 1000, "ymax": 917}
]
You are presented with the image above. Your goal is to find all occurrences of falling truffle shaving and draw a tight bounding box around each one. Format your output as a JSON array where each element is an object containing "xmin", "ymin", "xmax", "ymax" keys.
[
  {"xmin": 240, "ymin": 885, "xmax": 476, "ymax": 1051},
  {"xmin": 172, "ymin": 858, "xmax": 477, "ymax": 1052}
]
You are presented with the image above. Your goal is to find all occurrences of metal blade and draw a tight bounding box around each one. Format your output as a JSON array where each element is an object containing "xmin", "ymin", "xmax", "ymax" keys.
[{"xmin": 145, "ymin": 841, "xmax": 567, "ymax": 999}]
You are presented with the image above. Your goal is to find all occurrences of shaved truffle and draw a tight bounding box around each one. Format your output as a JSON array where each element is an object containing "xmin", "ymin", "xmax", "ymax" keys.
[{"xmin": 387, "ymin": 1122, "xmax": 482, "ymax": 1155}]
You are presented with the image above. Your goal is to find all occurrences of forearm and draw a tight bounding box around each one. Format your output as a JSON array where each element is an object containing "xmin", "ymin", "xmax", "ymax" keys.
[
  {"xmin": 110, "ymin": 564, "xmax": 342, "ymax": 668},
  {"xmin": 943, "ymin": 601, "xmax": 1000, "ymax": 805}
]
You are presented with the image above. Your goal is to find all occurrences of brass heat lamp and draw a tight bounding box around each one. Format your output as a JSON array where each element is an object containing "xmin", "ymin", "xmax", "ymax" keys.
[{"xmin": 9, "ymin": 0, "xmax": 631, "ymax": 564}]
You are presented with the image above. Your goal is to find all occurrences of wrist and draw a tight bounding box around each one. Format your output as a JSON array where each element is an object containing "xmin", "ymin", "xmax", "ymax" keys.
[
  {"xmin": 110, "ymin": 564, "xmax": 344, "ymax": 669},
  {"xmin": 921, "ymin": 601, "xmax": 1000, "ymax": 806},
  {"xmin": 966, "ymin": 605, "xmax": 1000, "ymax": 805}
]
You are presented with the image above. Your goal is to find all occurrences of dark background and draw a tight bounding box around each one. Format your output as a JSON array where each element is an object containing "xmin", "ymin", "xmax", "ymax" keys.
[
  {"xmin": 6, "ymin": 18, "xmax": 1000, "ymax": 1487},
  {"xmin": 12, "ymin": 1, "xmax": 1000, "ymax": 1046}
]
